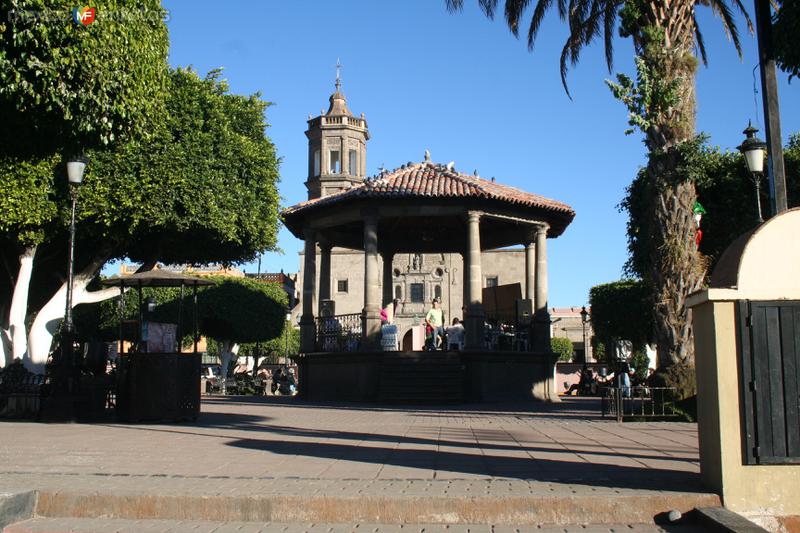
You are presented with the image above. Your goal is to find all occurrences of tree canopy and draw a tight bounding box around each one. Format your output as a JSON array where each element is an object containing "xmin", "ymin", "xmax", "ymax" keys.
[
  {"xmin": 0, "ymin": 0, "xmax": 169, "ymax": 153},
  {"xmin": 622, "ymin": 133, "xmax": 800, "ymax": 279},
  {"xmin": 78, "ymin": 276, "xmax": 289, "ymax": 346},
  {"xmin": 774, "ymin": 0, "xmax": 800, "ymax": 79},
  {"xmin": 589, "ymin": 280, "xmax": 654, "ymax": 351}
]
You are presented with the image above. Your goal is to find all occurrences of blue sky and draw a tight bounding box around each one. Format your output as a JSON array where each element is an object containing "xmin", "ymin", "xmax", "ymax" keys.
[{"xmin": 159, "ymin": 0, "xmax": 798, "ymax": 308}]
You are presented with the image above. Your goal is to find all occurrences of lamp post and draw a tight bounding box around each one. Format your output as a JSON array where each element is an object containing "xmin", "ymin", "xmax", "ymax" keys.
[
  {"xmin": 284, "ymin": 309, "xmax": 291, "ymax": 370},
  {"xmin": 580, "ymin": 306, "xmax": 590, "ymax": 364},
  {"xmin": 738, "ymin": 122, "xmax": 767, "ymax": 224},
  {"xmin": 62, "ymin": 155, "xmax": 88, "ymax": 388}
]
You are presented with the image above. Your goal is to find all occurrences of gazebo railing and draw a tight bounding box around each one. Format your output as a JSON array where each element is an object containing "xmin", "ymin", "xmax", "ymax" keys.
[{"xmin": 316, "ymin": 313, "xmax": 363, "ymax": 352}]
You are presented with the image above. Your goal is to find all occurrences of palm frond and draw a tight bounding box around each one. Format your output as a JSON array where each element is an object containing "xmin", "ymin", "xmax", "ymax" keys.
[
  {"xmin": 603, "ymin": 0, "xmax": 618, "ymax": 72},
  {"xmin": 729, "ymin": 0, "xmax": 754, "ymax": 34},
  {"xmin": 505, "ymin": 0, "xmax": 532, "ymax": 35},
  {"xmin": 479, "ymin": 0, "xmax": 500, "ymax": 18},
  {"xmin": 707, "ymin": 0, "xmax": 743, "ymax": 57},
  {"xmin": 445, "ymin": 0, "xmax": 464, "ymax": 13},
  {"xmin": 527, "ymin": 0, "xmax": 555, "ymax": 50},
  {"xmin": 694, "ymin": 19, "xmax": 709, "ymax": 66}
]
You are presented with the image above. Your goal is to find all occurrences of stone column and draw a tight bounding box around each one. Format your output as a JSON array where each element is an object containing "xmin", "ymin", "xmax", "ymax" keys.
[
  {"xmin": 318, "ymin": 241, "xmax": 332, "ymax": 316},
  {"xmin": 381, "ymin": 251, "xmax": 394, "ymax": 307},
  {"xmin": 531, "ymin": 223, "xmax": 558, "ymax": 402},
  {"xmin": 362, "ymin": 215, "xmax": 381, "ymax": 348},
  {"xmin": 300, "ymin": 228, "xmax": 317, "ymax": 353},
  {"xmin": 524, "ymin": 232, "xmax": 536, "ymax": 302},
  {"xmin": 534, "ymin": 225, "xmax": 549, "ymax": 316},
  {"xmin": 465, "ymin": 211, "xmax": 485, "ymax": 351}
]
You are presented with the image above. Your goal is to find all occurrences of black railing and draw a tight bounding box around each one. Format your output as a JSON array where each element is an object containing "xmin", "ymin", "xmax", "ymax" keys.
[
  {"xmin": 601, "ymin": 386, "xmax": 678, "ymax": 422},
  {"xmin": 316, "ymin": 313, "xmax": 363, "ymax": 352}
]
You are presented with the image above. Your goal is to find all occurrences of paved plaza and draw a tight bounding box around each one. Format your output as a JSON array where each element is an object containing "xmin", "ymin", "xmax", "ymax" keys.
[{"xmin": 0, "ymin": 397, "xmax": 718, "ymax": 530}]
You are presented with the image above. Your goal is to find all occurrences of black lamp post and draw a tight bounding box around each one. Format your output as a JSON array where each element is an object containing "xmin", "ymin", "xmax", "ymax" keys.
[
  {"xmin": 580, "ymin": 306, "xmax": 590, "ymax": 364},
  {"xmin": 61, "ymin": 155, "xmax": 88, "ymax": 386},
  {"xmin": 284, "ymin": 309, "xmax": 291, "ymax": 370},
  {"xmin": 738, "ymin": 122, "xmax": 767, "ymax": 223}
]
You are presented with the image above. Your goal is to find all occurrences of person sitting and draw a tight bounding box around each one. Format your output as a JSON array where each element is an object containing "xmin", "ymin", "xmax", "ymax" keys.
[
  {"xmin": 445, "ymin": 318, "xmax": 465, "ymax": 350},
  {"xmin": 564, "ymin": 366, "xmax": 595, "ymax": 396}
]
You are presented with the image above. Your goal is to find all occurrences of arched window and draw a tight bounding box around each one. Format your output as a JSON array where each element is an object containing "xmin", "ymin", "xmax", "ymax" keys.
[
  {"xmin": 434, "ymin": 285, "xmax": 442, "ymax": 299},
  {"xmin": 395, "ymin": 285, "xmax": 402, "ymax": 299},
  {"xmin": 313, "ymin": 149, "xmax": 320, "ymax": 176}
]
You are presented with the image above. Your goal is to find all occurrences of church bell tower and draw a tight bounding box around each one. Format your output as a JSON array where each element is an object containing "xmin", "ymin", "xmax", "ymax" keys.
[{"xmin": 305, "ymin": 62, "xmax": 370, "ymax": 200}]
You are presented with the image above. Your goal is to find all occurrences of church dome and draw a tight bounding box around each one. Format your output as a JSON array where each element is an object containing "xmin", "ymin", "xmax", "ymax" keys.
[{"xmin": 326, "ymin": 87, "xmax": 352, "ymax": 116}]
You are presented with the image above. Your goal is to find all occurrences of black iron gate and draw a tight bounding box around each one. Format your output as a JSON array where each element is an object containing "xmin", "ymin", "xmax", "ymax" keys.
[{"xmin": 737, "ymin": 300, "xmax": 800, "ymax": 465}]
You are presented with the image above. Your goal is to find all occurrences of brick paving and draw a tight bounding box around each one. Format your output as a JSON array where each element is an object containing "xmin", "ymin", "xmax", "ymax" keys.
[{"xmin": 0, "ymin": 397, "xmax": 713, "ymax": 529}]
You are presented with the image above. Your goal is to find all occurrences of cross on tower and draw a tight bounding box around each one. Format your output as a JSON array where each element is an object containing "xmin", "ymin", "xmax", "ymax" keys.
[{"xmin": 335, "ymin": 58, "xmax": 342, "ymax": 91}]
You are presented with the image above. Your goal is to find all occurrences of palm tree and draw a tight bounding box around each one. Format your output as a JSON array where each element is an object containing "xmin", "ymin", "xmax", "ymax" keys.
[{"xmin": 446, "ymin": 0, "xmax": 752, "ymax": 368}]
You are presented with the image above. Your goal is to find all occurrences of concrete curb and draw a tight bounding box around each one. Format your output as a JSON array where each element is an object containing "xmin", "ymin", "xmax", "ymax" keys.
[
  {"xmin": 0, "ymin": 492, "xmax": 36, "ymax": 530},
  {"xmin": 33, "ymin": 490, "xmax": 721, "ymax": 525},
  {"xmin": 695, "ymin": 507, "xmax": 770, "ymax": 533}
]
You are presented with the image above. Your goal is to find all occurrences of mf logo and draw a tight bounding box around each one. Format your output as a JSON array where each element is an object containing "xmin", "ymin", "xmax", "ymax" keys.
[{"xmin": 72, "ymin": 6, "xmax": 96, "ymax": 25}]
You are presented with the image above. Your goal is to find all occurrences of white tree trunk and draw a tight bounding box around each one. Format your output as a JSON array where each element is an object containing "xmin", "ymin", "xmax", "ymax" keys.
[
  {"xmin": 1, "ymin": 246, "xmax": 37, "ymax": 369},
  {"xmin": 27, "ymin": 255, "xmax": 117, "ymax": 371}
]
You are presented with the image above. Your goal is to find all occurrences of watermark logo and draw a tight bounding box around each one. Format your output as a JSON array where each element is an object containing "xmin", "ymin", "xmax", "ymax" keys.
[{"xmin": 72, "ymin": 6, "xmax": 96, "ymax": 25}]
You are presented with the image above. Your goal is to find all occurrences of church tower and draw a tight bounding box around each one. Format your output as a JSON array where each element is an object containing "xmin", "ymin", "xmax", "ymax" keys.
[{"xmin": 304, "ymin": 64, "xmax": 370, "ymax": 200}]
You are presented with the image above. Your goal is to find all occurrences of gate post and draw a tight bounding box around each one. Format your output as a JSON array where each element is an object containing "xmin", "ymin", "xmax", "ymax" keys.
[{"xmin": 689, "ymin": 208, "xmax": 800, "ymax": 524}]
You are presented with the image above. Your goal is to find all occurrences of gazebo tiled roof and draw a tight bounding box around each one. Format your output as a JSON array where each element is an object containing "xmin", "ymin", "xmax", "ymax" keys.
[{"xmin": 283, "ymin": 161, "xmax": 574, "ymax": 219}]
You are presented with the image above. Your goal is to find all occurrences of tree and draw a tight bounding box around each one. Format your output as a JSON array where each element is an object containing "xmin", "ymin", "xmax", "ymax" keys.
[
  {"xmin": 78, "ymin": 276, "xmax": 290, "ymax": 373},
  {"xmin": 774, "ymin": 0, "xmax": 800, "ymax": 79},
  {"xmin": 0, "ymin": 0, "xmax": 169, "ymax": 368},
  {"xmin": 589, "ymin": 280, "xmax": 654, "ymax": 359},
  {"xmin": 1, "ymin": 64, "xmax": 281, "ymax": 368},
  {"xmin": 447, "ymin": 0, "xmax": 751, "ymax": 368},
  {"xmin": 551, "ymin": 336, "xmax": 574, "ymax": 361},
  {"xmin": 623, "ymin": 134, "xmax": 799, "ymax": 282}
]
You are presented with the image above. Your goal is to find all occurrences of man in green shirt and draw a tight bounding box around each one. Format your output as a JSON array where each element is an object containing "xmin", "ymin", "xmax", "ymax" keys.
[{"xmin": 425, "ymin": 297, "xmax": 445, "ymax": 350}]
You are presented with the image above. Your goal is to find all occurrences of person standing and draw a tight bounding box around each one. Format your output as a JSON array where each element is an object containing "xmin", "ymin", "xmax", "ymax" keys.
[{"xmin": 425, "ymin": 297, "xmax": 445, "ymax": 350}]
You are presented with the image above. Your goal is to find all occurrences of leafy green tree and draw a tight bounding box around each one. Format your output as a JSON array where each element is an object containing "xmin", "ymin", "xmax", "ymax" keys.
[
  {"xmin": 0, "ymin": 0, "xmax": 168, "ymax": 153},
  {"xmin": 622, "ymin": 134, "xmax": 799, "ymax": 281},
  {"xmin": 0, "ymin": 0, "xmax": 169, "ymax": 368},
  {"xmin": 1, "ymin": 64, "xmax": 281, "ymax": 368},
  {"xmin": 78, "ymin": 276, "xmax": 290, "ymax": 370},
  {"xmin": 589, "ymin": 280, "xmax": 654, "ymax": 359},
  {"xmin": 774, "ymin": 0, "xmax": 800, "ymax": 79},
  {"xmin": 447, "ymin": 0, "xmax": 751, "ymax": 368},
  {"xmin": 551, "ymin": 337, "xmax": 574, "ymax": 362}
]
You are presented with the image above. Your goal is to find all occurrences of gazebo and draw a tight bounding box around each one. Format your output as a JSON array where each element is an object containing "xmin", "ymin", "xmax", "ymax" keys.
[{"xmin": 282, "ymin": 157, "xmax": 575, "ymax": 402}]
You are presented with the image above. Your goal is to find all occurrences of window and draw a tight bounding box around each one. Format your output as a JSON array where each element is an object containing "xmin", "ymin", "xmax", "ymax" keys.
[
  {"xmin": 434, "ymin": 267, "xmax": 444, "ymax": 277},
  {"xmin": 486, "ymin": 276, "xmax": 499, "ymax": 288},
  {"xmin": 393, "ymin": 268, "xmax": 401, "ymax": 278},
  {"xmin": 348, "ymin": 149, "xmax": 357, "ymax": 175},
  {"xmin": 337, "ymin": 279, "xmax": 348, "ymax": 293},
  {"xmin": 410, "ymin": 283, "xmax": 424, "ymax": 303},
  {"xmin": 395, "ymin": 285, "xmax": 402, "ymax": 299},
  {"xmin": 329, "ymin": 150, "xmax": 340, "ymax": 173},
  {"xmin": 313, "ymin": 149, "xmax": 320, "ymax": 176},
  {"xmin": 434, "ymin": 285, "xmax": 442, "ymax": 299}
]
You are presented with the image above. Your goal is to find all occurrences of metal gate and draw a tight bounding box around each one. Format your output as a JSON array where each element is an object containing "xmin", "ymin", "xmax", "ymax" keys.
[{"xmin": 737, "ymin": 300, "xmax": 800, "ymax": 465}]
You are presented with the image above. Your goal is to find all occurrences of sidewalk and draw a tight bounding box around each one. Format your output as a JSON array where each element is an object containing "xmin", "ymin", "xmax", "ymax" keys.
[{"xmin": 0, "ymin": 397, "xmax": 717, "ymax": 527}]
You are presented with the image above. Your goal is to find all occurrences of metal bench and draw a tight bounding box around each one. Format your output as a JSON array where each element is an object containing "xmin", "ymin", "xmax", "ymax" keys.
[{"xmin": 0, "ymin": 361, "xmax": 47, "ymax": 418}]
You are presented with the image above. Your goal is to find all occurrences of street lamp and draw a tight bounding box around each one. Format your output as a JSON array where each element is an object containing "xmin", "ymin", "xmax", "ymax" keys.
[
  {"xmin": 62, "ymin": 155, "xmax": 88, "ymax": 385},
  {"xmin": 580, "ymin": 306, "xmax": 590, "ymax": 364},
  {"xmin": 284, "ymin": 309, "xmax": 291, "ymax": 370},
  {"xmin": 738, "ymin": 122, "xmax": 767, "ymax": 223}
]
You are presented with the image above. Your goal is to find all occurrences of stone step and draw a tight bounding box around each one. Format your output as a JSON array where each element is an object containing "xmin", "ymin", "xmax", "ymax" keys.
[
  {"xmin": 24, "ymin": 488, "xmax": 720, "ymax": 526},
  {"xmin": 2, "ymin": 517, "xmax": 709, "ymax": 533}
]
